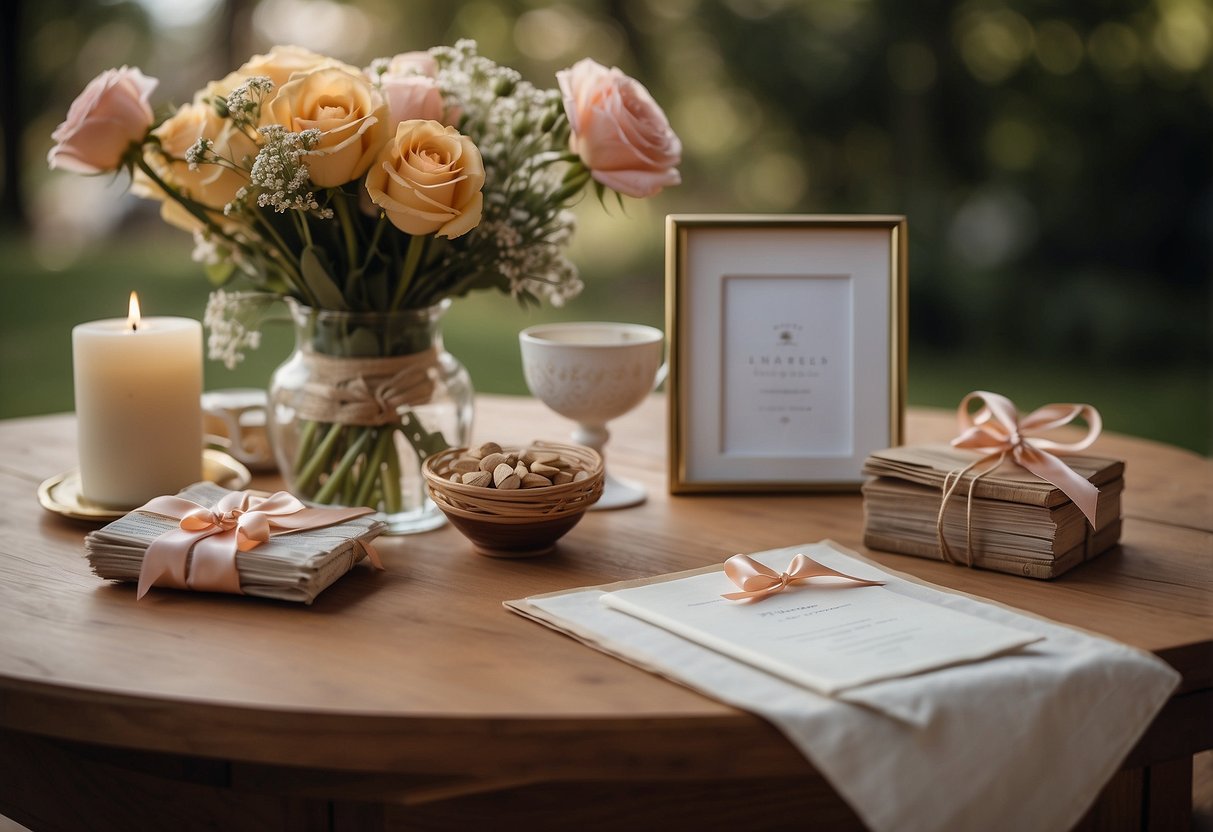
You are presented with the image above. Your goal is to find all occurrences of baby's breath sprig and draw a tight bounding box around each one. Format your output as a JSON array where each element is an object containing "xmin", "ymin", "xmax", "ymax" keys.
[
  {"xmin": 184, "ymin": 137, "xmax": 212, "ymax": 170},
  {"xmin": 426, "ymin": 40, "xmax": 585, "ymax": 308},
  {"xmin": 221, "ymin": 75, "xmax": 274, "ymax": 134},
  {"xmin": 240, "ymin": 126, "xmax": 332, "ymax": 218},
  {"xmin": 203, "ymin": 289, "xmax": 276, "ymax": 369}
]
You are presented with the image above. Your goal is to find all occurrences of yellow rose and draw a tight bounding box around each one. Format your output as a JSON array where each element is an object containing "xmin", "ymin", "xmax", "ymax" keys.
[
  {"xmin": 365, "ymin": 120, "xmax": 484, "ymax": 238},
  {"xmin": 264, "ymin": 67, "xmax": 387, "ymax": 187},
  {"xmin": 154, "ymin": 102, "xmax": 256, "ymax": 206},
  {"xmin": 204, "ymin": 45, "xmax": 361, "ymax": 100},
  {"xmin": 132, "ymin": 102, "xmax": 256, "ymax": 231}
]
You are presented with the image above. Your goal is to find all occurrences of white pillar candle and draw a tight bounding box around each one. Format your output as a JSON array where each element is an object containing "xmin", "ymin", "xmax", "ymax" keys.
[{"xmin": 72, "ymin": 294, "xmax": 203, "ymax": 509}]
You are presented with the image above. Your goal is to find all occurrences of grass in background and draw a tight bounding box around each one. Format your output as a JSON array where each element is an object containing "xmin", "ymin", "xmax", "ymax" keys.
[
  {"xmin": 0, "ymin": 233, "xmax": 665, "ymax": 411},
  {"xmin": 907, "ymin": 349, "xmax": 1210, "ymax": 454},
  {"xmin": 2, "ymin": 237, "xmax": 1208, "ymax": 454}
]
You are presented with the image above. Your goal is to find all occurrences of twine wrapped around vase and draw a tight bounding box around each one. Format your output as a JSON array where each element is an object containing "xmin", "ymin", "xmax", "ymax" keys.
[{"xmin": 295, "ymin": 349, "xmax": 439, "ymax": 427}]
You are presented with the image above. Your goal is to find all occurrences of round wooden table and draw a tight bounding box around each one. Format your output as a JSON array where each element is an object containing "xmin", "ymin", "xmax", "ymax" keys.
[{"xmin": 0, "ymin": 397, "xmax": 1209, "ymax": 830}]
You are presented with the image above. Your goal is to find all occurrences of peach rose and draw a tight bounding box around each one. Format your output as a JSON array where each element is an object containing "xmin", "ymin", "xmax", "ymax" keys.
[
  {"xmin": 48, "ymin": 66, "xmax": 157, "ymax": 174},
  {"xmin": 556, "ymin": 58, "xmax": 681, "ymax": 199},
  {"xmin": 365, "ymin": 119, "xmax": 484, "ymax": 238},
  {"xmin": 132, "ymin": 101, "xmax": 258, "ymax": 232},
  {"xmin": 151, "ymin": 102, "xmax": 256, "ymax": 208},
  {"xmin": 205, "ymin": 45, "xmax": 361, "ymax": 99},
  {"xmin": 264, "ymin": 67, "xmax": 388, "ymax": 187}
]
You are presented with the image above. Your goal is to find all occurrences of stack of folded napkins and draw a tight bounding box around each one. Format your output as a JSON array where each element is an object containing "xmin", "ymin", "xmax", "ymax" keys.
[
  {"xmin": 85, "ymin": 482, "xmax": 385, "ymax": 603},
  {"xmin": 862, "ymin": 444, "xmax": 1123, "ymax": 578}
]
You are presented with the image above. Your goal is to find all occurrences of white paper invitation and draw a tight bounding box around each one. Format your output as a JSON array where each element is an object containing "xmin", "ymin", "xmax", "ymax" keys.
[
  {"xmin": 508, "ymin": 542, "xmax": 1180, "ymax": 832},
  {"xmin": 601, "ymin": 551, "xmax": 1041, "ymax": 695}
]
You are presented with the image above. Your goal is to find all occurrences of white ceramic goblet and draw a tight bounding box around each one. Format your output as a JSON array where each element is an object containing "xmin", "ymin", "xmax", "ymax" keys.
[{"xmin": 519, "ymin": 322, "xmax": 664, "ymax": 510}]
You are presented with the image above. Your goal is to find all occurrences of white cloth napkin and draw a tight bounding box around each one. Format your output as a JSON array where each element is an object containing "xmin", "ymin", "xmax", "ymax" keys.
[{"xmin": 513, "ymin": 542, "xmax": 1180, "ymax": 832}]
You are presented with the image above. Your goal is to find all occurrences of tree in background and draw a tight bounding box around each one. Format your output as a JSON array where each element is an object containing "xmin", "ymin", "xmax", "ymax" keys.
[{"xmin": 3, "ymin": 0, "xmax": 1210, "ymax": 445}]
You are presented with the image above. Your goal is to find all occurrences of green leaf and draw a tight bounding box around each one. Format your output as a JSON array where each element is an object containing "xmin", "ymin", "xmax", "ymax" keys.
[
  {"xmin": 365, "ymin": 271, "xmax": 388, "ymax": 310},
  {"xmin": 343, "ymin": 267, "xmax": 364, "ymax": 307},
  {"xmin": 299, "ymin": 246, "xmax": 347, "ymax": 310},
  {"xmin": 346, "ymin": 327, "xmax": 380, "ymax": 357},
  {"xmin": 549, "ymin": 165, "xmax": 592, "ymax": 206},
  {"xmin": 263, "ymin": 274, "xmax": 291, "ymax": 295},
  {"xmin": 561, "ymin": 161, "xmax": 589, "ymax": 184},
  {"xmin": 204, "ymin": 261, "xmax": 236, "ymax": 287}
]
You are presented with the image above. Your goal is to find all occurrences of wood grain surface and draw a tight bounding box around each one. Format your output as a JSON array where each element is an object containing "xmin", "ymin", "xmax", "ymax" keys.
[{"xmin": 0, "ymin": 396, "xmax": 1209, "ymax": 800}]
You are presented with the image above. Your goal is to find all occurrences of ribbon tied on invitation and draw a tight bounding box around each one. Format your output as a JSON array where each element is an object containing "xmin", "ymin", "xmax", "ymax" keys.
[
  {"xmin": 135, "ymin": 490, "xmax": 383, "ymax": 599},
  {"xmin": 721, "ymin": 553, "xmax": 884, "ymax": 601},
  {"xmin": 939, "ymin": 390, "xmax": 1103, "ymax": 566}
]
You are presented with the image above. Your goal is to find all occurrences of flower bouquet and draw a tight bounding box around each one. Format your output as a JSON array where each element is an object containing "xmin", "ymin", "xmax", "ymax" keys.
[{"xmin": 49, "ymin": 40, "xmax": 680, "ymax": 532}]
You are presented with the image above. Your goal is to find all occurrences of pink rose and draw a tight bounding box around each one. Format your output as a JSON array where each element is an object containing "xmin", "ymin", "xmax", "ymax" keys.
[
  {"xmin": 384, "ymin": 51, "xmax": 438, "ymax": 78},
  {"xmin": 556, "ymin": 58, "xmax": 681, "ymax": 199},
  {"xmin": 367, "ymin": 51, "xmax": 455, "ymax": 132},
  {"xmin": 48, "ymin": 66, "xmax": 158, "ymax": 174},
  {"xmin": 379, "ymin": 74, "xmax": 447, "ymax": 131}
]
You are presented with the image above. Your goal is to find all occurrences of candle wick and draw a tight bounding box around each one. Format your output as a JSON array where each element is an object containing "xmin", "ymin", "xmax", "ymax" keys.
[{"xmin": 131, "ymin": 321, "xmax": 139, "ymax": 332}]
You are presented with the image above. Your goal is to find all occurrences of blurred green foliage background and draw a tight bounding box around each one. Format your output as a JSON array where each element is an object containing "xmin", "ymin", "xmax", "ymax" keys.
[{"xmin": 1, "ymin": 0, "xmax": 1209, "ymax": 452}]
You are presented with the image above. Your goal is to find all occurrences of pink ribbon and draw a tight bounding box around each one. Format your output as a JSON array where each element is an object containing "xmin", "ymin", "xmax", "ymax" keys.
[
  {"xmin": 938, "ymin": 391, "xmax": 1102, "ymax": 566},
  {"xmin": 136, "ymin": 490, "xmax": 383, "ymax": 599},
  {"xmin": 720, "ymin": 553, "xmax": 884, "ymax": 601}
]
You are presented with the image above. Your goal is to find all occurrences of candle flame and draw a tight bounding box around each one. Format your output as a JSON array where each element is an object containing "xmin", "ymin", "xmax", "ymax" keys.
[{"xmin": 128, "ymin": 292, "xmax": 141, "ymax": 332}]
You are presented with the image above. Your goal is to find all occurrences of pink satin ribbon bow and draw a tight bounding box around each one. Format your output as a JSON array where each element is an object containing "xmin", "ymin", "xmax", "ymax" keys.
[
  {"xmin": 136, "ymin": 490, "xmax": 383, "ymax": 599},
  {"xmin": 939, "ymin": 390, "xmax": 1103, "ymax": 566},
  {"xmin": 720, "ymin": 553, "xmax": 884, "ymax": 601}
]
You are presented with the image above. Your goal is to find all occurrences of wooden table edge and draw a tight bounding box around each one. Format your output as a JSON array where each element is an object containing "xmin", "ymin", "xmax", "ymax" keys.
[{"xmin": 0, "ymin": 673, "xmax": 818, "ymax": 779}]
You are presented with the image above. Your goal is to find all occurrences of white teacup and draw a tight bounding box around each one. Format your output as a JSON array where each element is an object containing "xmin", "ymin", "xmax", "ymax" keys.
[
  {"xmin": 202, "ymin": 388, "xmax": 275, "ymax": 471},
  {"xmin": 520, "ymin": 322, "xmax": 664, "ymax": 509}
]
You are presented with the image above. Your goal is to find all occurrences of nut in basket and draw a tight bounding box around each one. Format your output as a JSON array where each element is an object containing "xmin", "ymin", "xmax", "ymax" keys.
[{"xmin": 423, "ymin": 441, "xmax": 604, "ymax": 557}]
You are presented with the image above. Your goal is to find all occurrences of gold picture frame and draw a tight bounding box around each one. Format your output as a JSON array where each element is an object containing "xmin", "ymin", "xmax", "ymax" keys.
[{"xmin": 666, "ymin": 214, "xmax": 906, "ymax": 493}]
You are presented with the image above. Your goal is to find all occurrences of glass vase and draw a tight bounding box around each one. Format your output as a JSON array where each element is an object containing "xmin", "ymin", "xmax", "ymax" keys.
[{"xmin": 268, "ymin": 299, "xmax": 473, "ymax": 534}]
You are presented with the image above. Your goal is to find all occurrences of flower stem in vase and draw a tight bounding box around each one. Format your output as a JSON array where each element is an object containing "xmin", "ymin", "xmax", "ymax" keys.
[
  {"xmin": 340, "ymin": 458, "xmax": 360, "ymax": 506},
  {"xmin": 381, "ymin": 432, "xmax": 404, "ymax": 515},
  {"xmin": 353, "ymin": 427, "xmax": 394, "ymax": 508},
  {"xmin": 295, "ymin": 421, "xmax": 345, "ymax": 496},
  {"xmin": 293, "ymin": 418, "xmax": 320, "ymax": 474},
  {"xmin": 313, "ymin": 428, "xmax": 371, "ymax": 504}
]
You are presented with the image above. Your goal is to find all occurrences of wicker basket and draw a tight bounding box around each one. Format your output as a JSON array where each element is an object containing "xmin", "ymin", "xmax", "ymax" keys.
[{"xmin": 423, "ymin": 441, "xmax": 604, "ymax": 557}]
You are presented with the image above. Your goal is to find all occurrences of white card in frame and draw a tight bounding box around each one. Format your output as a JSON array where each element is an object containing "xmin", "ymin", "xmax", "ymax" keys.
[{"xmin": 665, "ymin": 214, "xmax": 906, "ymax": 492}]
